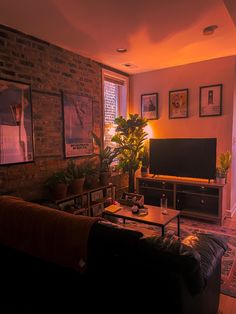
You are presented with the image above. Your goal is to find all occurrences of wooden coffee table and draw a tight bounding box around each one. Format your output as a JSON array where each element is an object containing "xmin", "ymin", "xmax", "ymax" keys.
[{"xmin": 103, "ymin": 205, "xmax": 180, "ymax": 237}]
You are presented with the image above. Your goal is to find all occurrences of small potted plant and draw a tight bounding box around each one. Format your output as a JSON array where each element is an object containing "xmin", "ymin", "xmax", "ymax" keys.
[
  {"xmin": 216, "ymin": 151, "xmax": 231, "ymax": 184},
  {"xmin": 45, "ymin": 170, "xmax": 70, "ymax": 200},
  {"xmin": 84, "ymin": 159, "xmax": 100, "ymax": 189},
  {"xmin": 66, "ymin": 160, "xmax": 86, "ymax": 195},
  {"xmin": 92, "ymin": 132, "xmax": 120, "ymax": 186}
]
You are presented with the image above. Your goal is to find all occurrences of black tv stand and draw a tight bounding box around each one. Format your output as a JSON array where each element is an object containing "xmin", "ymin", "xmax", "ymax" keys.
[{"xmin": 136, "ymin": 176, "xmax": 226, "ymax": 225}]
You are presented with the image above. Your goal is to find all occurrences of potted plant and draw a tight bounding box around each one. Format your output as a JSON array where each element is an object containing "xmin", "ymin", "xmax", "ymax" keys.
[
  {"xmin": 140, "ymin": 146, "xmax": 149, "ymax": 177},
  {"xmin": 83, "ymin": 159, "xmax": 100, "ymax": 189},
  {"xmin": 92, "ymin": 132, "xmax": 120, "ymax": 186},
  {"xmin": 216, "ymin": 151, "xmax": 231, "ymax": 184},
  {"xmin": 66, "ymin": 160, "xmax": 86, "ymax": 194},
  {"xmin": 112, "ymin": 114, "xmax": 148, "ymax": 192},
  {"xmin": 45, "ymin": 170, "xmax": 70, "ymax": 200}
]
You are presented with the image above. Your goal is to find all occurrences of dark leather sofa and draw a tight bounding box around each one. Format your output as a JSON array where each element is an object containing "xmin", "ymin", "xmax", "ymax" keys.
[{"xmin": 0, "ymin": 196, "xmax": 227, "ymax": 313}]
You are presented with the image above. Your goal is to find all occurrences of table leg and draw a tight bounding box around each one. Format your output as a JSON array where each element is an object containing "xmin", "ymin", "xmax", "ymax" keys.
[
  {"xmin": 161, "ymin": 226, "xmax": 165, "ymax": 237},
  {"xmin": 177, "ymin": 215, "xmax": 180, "ymax": 237}
]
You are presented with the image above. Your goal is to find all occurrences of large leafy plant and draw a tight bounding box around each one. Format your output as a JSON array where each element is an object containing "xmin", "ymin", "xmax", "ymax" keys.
[
  {"xmin": 112, "ymin": 114, "xmax": 148, "ymax": 192},
  {"xmin": 66, "ymin": 160, "xmax": 86, "ymax": 180}
]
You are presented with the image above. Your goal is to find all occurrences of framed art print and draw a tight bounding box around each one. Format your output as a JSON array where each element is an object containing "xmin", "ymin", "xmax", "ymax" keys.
[
  {"xmin": 91, "ymin": 202, "xmax": 104, "ymax": 217},
  {"xmin": 62, "ymin": 92, "xmax": 93, "ymax": 157},
  {"xmin": 169, "ymin": 88, "xmax": 188, "ymax": 119},
  {"xmin": 0, "ymin": 78, "xmax": 34, "ymax": 165},
  {"xmin": 141, "ymin": 93, "xmax": 158, "ymax": 120},
  {"xmin": 199, "ymin": 84, "xmax": 222, "ymax": 117}
]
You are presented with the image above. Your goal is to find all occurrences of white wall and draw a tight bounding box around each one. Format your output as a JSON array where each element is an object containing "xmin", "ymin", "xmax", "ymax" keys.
[{"xmin": 130, "ymin": 56, "xmax": 236, "ymax": 214}]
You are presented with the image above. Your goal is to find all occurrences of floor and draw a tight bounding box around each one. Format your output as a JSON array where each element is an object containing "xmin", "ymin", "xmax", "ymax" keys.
[{"xmin": 219, "ymin": 214, "xmax": 236, "ymax": 314}]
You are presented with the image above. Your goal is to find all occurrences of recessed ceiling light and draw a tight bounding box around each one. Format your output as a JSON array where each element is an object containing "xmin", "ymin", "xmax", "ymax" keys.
[
  {"xmin": 203, "ymin": 25, "xmax": 218, "ymax": 35},
  {"xmin": 116, "ymin": 48, "xmax": 127, "ymax": 53}
]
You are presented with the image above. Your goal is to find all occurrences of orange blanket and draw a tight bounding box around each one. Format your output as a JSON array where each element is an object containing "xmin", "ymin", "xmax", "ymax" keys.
[{"xmin": 0, "ymin": 196, "xmax": 100, "ymax": 272}]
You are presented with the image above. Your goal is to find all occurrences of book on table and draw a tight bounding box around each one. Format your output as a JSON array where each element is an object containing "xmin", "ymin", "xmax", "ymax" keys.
[{"xmin": 105, "ymin": 204, "xmax": 122, "ymax": 213}]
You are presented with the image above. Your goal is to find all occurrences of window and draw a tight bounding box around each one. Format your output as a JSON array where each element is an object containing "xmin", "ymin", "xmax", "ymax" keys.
[{"xmin": 102, "ymin": 69, "xmax": 129, "ymax": 149}]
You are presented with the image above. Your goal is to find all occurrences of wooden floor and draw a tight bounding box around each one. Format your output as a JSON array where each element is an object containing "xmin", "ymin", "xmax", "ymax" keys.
[{"xmin": 218, "ymin": 214, "xmax": 236, "ymax": 314}]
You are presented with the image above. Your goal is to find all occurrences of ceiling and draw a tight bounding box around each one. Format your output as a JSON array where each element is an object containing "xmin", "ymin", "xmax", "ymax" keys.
[{"xmin": 0, "ymin": 0, "xmax": 236, "ymax": 74}]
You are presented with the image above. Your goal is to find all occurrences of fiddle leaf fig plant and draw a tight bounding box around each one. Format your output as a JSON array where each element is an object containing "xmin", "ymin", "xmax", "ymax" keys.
[{"xmin": 112, "ymin": 114, "xmax": 148, "ymax": 192}]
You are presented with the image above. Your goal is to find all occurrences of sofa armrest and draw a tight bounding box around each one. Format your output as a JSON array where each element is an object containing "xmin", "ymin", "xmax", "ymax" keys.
[
  {"xmin": 139, "ymin": 232, "xmax": 227, "ymax": 295},
  {"xmin": 182, "ymin": 232, "xmax": 228, "ymax": 281}
]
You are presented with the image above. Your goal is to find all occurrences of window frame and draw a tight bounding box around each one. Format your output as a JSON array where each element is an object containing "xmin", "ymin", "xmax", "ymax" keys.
[{"xmin": 102, "ymin": 69, "xmax": 129, "ymax": 149}]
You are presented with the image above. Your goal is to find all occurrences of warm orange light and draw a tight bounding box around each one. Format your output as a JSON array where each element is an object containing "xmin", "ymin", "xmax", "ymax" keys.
[
  {"xmin": 144, "ymin": 124, "xmax": 154, "ymax": 140},
  {"xmin": 182, "ymin": 235, "xmax": 199, "ymax": 248},
  {"xmin": 147, "ymin": 174, "xmax": 211, "ymax": 184}
]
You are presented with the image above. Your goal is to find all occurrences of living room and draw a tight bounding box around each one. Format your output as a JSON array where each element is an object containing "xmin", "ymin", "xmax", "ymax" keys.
[{"xmin": 0, "ymin": 1, "xmax": 236, "ymax": 313}]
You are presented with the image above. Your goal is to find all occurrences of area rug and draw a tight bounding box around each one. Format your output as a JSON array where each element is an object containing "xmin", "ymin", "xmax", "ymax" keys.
[{"xmin": 118, "ymin": 217, "xmax": 236, "ymax": 298}]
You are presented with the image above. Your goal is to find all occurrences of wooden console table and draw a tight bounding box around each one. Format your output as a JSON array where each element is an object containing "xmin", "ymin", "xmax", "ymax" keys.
[{"xmin": 136, "ymin": 176, "xmax": 226, "ymax": 225}]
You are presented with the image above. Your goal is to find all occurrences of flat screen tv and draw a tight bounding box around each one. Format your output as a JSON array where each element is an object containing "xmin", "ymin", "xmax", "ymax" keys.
[{"xmin": 149, "ymin": 138, "xmax": 216, "ymax": 180}]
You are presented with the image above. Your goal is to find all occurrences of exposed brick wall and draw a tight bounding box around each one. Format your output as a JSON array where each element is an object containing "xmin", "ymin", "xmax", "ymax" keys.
[{"xmin": 0, "ymin": 25, "xmax": 103, "ymax": 200}]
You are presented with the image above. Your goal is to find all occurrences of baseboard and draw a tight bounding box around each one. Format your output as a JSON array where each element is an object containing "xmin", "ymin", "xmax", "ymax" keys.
[{"xmin": 226, "ymin": 202, "xmax": 236, "ymax": 218}]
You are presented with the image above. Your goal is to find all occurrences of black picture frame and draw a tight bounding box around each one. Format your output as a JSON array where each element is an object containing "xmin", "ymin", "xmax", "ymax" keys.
[
  {"xmin": 199, "ymin": 84, "xmax": 222, "ymax": 117},
  {"xmin": 141, "ymin": 93, "xmax": 158, "ymax": 120},
  {"xmin": 91, "ymin": 202, "xmax": 104, "ymax": 217},
  {"xmin": 62, "ymin": 91, "xmax": 93, "ymax": 158},
  {"xmin": 169, "ymin": 88, "xmax": 188, "ymax": 119},
  {"xmin": 90, "ymin": 189, "xmax": 104, "ymax": 203},
  {"xmin": 0, "ymin": 78, "xmax": 34, "ymax": 165}
]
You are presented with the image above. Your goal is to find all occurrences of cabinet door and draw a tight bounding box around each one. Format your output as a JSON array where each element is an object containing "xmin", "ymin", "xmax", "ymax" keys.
[
  {"xmin": 139, "ymin": 188, "xmax": 174, "ymax": 208},
  {"xmin": 176, "ymin": 192, "xmax": 219, "ymax": 216}
]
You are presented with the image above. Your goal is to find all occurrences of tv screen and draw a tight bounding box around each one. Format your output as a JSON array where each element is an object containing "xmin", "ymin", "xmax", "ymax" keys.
[{"xmin": 149, "ymin": 138, "xmax": 216, "ymax": 180}]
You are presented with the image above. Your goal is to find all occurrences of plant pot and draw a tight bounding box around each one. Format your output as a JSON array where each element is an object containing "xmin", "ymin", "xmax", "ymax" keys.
[
  {"xmin": 69, "ymin": 177, "xmax": 85, "ymax": 195},
  {"xmin": 51, "ymin": 183, "xmax": 68, "ymax": 200},
  {"xmin": 215, "ymin": 177, "xmax": 226, "ymax": 185},
  {"xmin": 100, "ymin": 171, "xmax": 111, "ymax": 186},
  {"xmin": 84, "ymin": 173, "xmax": 100, "ymax": 189}
]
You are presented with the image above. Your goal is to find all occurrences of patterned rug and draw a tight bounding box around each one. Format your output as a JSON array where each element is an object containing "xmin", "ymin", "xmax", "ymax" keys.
[{"xmin": 117, "ymin": 217, "xmax": 236, "ymax": 298}]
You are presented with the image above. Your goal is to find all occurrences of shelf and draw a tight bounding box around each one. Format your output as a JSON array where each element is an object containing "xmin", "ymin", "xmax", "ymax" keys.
[
  {"xmin": 139, "ymin": 186, "xmax": 174, "ymax": 193},
  {"xmin": 177, "ymin": 191, "xmax": 218, "ymax": 198},
  {"xmin": 63, "ymin": 207, "xmax": 89, "ymax": 215},
  {"xmin": 180, "ymin": 210, "xmax": 219, "ymax": 221}
]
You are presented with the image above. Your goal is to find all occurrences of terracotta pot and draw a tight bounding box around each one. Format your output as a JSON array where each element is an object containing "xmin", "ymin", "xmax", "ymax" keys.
[
  {"xmin": 51, "ymin": 183, "xmax": 68, "ymax": 200},
  {"xmin": 85, "ymin": 174, "xmax": 100, "ymax": 189},
  {"xmin": 69, "ymin": 177, "xmax": 85, "ymax": 195},
  {"xmin": 100, "ymin": 171, "xmax": 111, "ymax": 186}
]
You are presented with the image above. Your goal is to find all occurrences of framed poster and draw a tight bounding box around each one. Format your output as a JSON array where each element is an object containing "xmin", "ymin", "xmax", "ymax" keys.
[
  {"xmin": 91, "ymin": 189, "xmax": 104, "ymax": 203},
  {"xmin": 0, "ymin": 78, "xmax": 34, "ymax": 165},
  {"xmin": 91, "ymin": 202, "xmax": 104, "ymax": 217},
  {"xmin": 169, "ymin": 88, "xmax": 188, "ymax": 119},
  {"xmin": 141, "ymin": 93, "xmax": 158, "ymax": 120},
  {"xmin": 62, "ymin": 92, "xmax": 93, "ymax": 157},
  {"xmin": 199, "ymin": 84, "xmax": 222, "ymax": 117}
]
